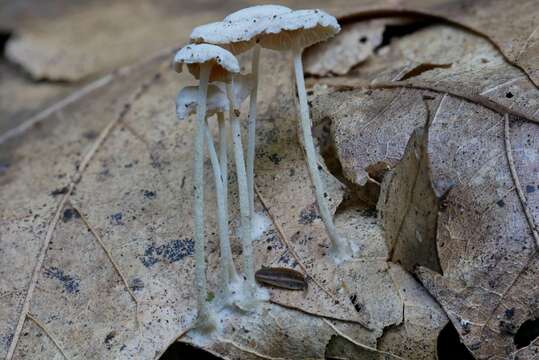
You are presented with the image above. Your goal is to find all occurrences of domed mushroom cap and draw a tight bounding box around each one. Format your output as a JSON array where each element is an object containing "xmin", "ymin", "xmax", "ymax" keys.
[
  {"xmin": 262, "ymin": 9, "xmax": 340, "ymax": 51},
  {"xmin": 174, "ymin": 44, "xmax": 240, "ymax": 82},
  {"xmin": 223, "ymin": 5, "xmax": 291, "ymax": 22},
  {"xmin": 176, "ymin": 74, "xmax": 255, "ymax": 120},
  {"xmin": 190, "ymin": 5, "xmax": 292, "ymax": 54}
]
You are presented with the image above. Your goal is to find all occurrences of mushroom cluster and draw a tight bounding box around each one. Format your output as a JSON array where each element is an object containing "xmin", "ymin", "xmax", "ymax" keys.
[{"xmin": 174, "ymin": 5, "xmax": 343, "ymax": 332}]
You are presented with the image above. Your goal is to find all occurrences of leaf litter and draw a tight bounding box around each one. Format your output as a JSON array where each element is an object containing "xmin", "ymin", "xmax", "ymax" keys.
[
  {"xmin": 2, "ymin": 2, "xmax": 539, "ymax": 359},
  {"xmin": 309, "ymin": 19, "xmax": 539, "ymax": 359}
]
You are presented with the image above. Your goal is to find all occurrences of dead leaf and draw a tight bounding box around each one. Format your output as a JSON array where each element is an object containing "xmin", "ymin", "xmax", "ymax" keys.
[
  {"xmin": 329, "ymin": 0, "xmax": 539, "ymax": 87},
  {"xmin": 303, "ymin": 20, "xmax": 386, "ymax": 77},
  {"xmin": 309, "ymin": 17, "xmax": 539, "ymax": 357},
  {"xmin": 314, "ymin": 24, "xmax": 539, "ymax": 124},
  {"xmin": 0, "ymin": 43, "xmax": 448, "ymax": 360},
  {"xmin": 0, "ymin": 61, "xmax": 76, "ymax": 135},
  {"xmin": 417, "ymin": 97, "xmax": 539, "ymax": 359}
]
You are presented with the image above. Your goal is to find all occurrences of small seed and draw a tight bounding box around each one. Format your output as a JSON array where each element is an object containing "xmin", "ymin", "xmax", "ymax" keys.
[{"xmin": 255, "ymin": 267, "xmax": 307, "ymax": 290}]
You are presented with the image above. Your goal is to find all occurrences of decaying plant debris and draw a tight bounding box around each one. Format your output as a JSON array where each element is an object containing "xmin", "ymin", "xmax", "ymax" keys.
[{"xmin": 1, "ymin": 0, "xmax": 538, "ymax": 359}]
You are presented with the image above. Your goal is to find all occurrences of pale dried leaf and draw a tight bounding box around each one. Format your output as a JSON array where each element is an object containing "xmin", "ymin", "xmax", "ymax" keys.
[
  {"xmin": 0, "ymin": 46, "xmax": 448, "ymax": 359},
  {"xmin": 304, "ymin": 20, "xmax": 385, "ymax": 76}
]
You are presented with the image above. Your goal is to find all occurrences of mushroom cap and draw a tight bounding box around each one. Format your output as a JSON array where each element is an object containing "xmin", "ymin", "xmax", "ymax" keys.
[
  {"xmin": 223, "ymin": 5, "xmax": 292, "ymax": 22},
  {"xmin": 261, "ymin": 9, "xmax": 340, "ymax": 51},
  {"xmin": 174, "ymin": 44, "xmax": 240, "ymax": 82},
  {"xmin": 190, "ymin": 5, "xmax": 292, "ymax": 54},
  {"xmin": 176, "ymin": 73, "xmax": 255, "ymax": 120}
]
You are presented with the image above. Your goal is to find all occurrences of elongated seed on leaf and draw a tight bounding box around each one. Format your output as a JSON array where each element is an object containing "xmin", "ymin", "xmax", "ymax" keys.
[{"xmin": 255, "ymin": 267, "xmax": 307, "ymax": 290}]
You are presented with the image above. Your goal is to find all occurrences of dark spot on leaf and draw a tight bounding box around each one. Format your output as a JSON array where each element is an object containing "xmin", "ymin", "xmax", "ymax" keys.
[
  {"xmin": 62, "ymin": 208, "xmax": 80, "ymax": 222},
  {"xmin": 526, "ymin": 185, "xmax": 535, "ymax": 193},
  {"xmin": 349, "ymin": 294, "xmax": 363, "ymax": 312},
  {"xmin": 44, "ymin": 267, "xmax": 80, "ymax": 294},
  {"xmin": 104, "ymin": 331, "xmax": 116, "ymax": 350},
  {"xmin": 505, "ymin": 92, "xmax": 514, "ymax": 99},
  {"xmin": 142, "ymin": 190, "xmax": 157, "ymax": 199},
  {"xmin": 83, "ymin": 130, "xmax": 98, "ymax": 140},
  {"xmin": 496, "ymin": 199, "xmax": 505, "ymax": 207},
  {"xmin": 51, "ymin": 186, "xmax": 69, "ymax": 196},
  {"xmin": 130, "ymin": 278, "xmax": 144, "ymax": 292},
  {"xmin": 505, "ymin": 308, "xmax": 515, "ymax": 319},
  {"xmin": 299, "ymin": 204, "xmax": 319, "ymax": 225},
  {"xmin": 359, "ymin": 36, "xmax": 368, "ymax": 44},
  {"xmin": 268, "ymin": 153, "xmax": 281, "ymax": 165},
  {"xmin": 140, "ymin": 239, "xmax": 194, "ymax": 268},
  {"xmin": 110, "ymin": 212, "xmax": 124, "ymax": 225}
]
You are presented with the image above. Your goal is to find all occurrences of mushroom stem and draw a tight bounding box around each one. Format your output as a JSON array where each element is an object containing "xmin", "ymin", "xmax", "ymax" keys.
[
  {"xmin": 227, "ymin": 81, "xmax": 255, "ymax": 303},
  {"xmin": 205, "ymin": 115, "xmax": 238, "ymax": 297},
  {"xmin": 218, "ymin": 112, "xmax": 228, "ymax": 219},
  {"xmin": 193, "ymin": 63, "xmax": 215, "ymax": 329},
  {"xmin": 292, "ymin": 49, "xmax": 349, "ymax": 260},
  {"xmin": 247, "ymin": 45, "xmax": 260, "ymax": 228}
]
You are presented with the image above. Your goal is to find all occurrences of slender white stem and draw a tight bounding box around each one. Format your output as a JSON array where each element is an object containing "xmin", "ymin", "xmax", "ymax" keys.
[
  {"xmin": 292, "ymin": 49, "xmax": 349, "ymax": 260},
  {"xmin": 218, "ymin": 112, "xmax": 228, "ymax": 217},
  {"xmin": 218, "ymin": 112, "xmax": 236, "ymax": 283},
  {"xmin": 247, "ymin": 45, "xmax": 260, "ymax": 227},
  {"xmin": 205, "ymin": 116, "xmax": 238, "ymax": 295},
  {"xmin": 193, "ymin": 63, "xmax": 213, "ymax": 328},
  {"xmin": 227, "ymin": 81, "xmax": 255, "ymax": 302}
]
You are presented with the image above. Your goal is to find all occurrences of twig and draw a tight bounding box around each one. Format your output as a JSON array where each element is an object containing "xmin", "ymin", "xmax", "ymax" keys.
[
  {"xmin": 503, "ymin": 114, "xmax": 539, "ymax": 249},
  {"xmin": 0, "ymin": 76, "xmax": 112, "ymax": 145},
  {"xmin": 322, "ymin": 319, "xmax": 407, "ymax": 360},
  {"xmin": 27, "ymin": 313, "xmax": 71, "ymax": 360}
]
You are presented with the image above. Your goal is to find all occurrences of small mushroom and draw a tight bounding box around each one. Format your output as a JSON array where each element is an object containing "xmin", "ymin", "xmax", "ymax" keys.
[
  {"xmin": 176, "ymin": 84, "xmax": 237, "ymax": 296},
  {"xmin": 190, "ymin": 5, "xmax": 292, "ymax": 243},
  {"xmin": 259, "ymin": 10, "xmax": 350, "ymax": 261},
  {"xmin": 174, "ymin": 43, "xmax": 239, "ymax": 330},
  {"xmin": 176, "ymin": 75, "xmax": 254, "ymax": 303}
]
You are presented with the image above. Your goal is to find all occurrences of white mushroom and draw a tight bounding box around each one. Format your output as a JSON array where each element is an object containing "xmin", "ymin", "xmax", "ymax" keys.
[
  {"xmin": 176, "ymin": 84, "xmax": 237, "ymax": 298},
  {"xmin": 174, "ymin": 43, "xmax": 239, "ymax": 330},
  {"xmin": 190, "ymin": 5, "xmax": 292, "ymax": 248},
  {"xmin": 261, "ymin": 10, "xmax": 349, "ymax": 261},
  {"xmin": 176, "ymin": 75, "xmax": 254, "ymax": 304}
]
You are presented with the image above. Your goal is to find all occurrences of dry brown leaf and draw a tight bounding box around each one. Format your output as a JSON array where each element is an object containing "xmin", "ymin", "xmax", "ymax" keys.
[
  {"xmin": 303, "ymin": 20, "xmax": 386, "ymax": 77},
  {"xmin": 328, "ymin": 0, "xmax": 539, "ymax": 87},
  {"xmin": 417, "ymin": 95, "xmax": 539, "ymax": 359},
  {"xmin": 314, "ymin": 24, "xmax": 539, "ymax": 124},
  {"xmin": 307, "ymin": 15, "xmax": 539, "ymax": 357},
  {"xmin": 316, "ymin": 85, "xmax": 538, "ymax": 358},
  {"xmin": 0, "ymin": 45, "xmax": 448, "ymax": 359},
  {"xmin": 326, "ymin": 264, "xmax": 448, "ymax": 360},
  {"xmin": 1, "ymin": 0, "xmax": 354, "ymax": 82},
  {"xmin": 0, "ymin": 61, "xmax": 76, "ymax": 135}
]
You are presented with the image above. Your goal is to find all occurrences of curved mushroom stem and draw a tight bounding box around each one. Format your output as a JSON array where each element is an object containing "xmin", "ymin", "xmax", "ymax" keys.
[
  {"xmin": 247, "ymin": 45, "xmax": 260, "ymax": 229},
  {"xmin": 292, "ymin": 49, "xmax": 350, "ymax": 262},
  {"xmin": 205, "ymin": 115, "xmax": 239, "ymax": 298},
  {"xmin": 227, "ymin": 81, "xmax": 255, "ymax": 305},
  {"xmin": 193, "ymin": 63, "xmax": 215, "ymax": 330}
]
